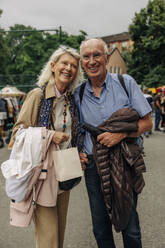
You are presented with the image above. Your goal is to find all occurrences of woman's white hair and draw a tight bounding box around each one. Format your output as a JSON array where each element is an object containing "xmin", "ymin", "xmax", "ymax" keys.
[{"xmin": 37, "ymin": 46, "xmax": 84, "ymax": 93}]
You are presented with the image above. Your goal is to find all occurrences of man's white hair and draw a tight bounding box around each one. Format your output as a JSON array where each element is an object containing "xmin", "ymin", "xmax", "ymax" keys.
[
  {"xmin": 80, "ymin": 38, "xmax": 109, "ymax": 56},
  {"xmin": 37, "ymin": 46, "xmax": 83, "ymax": 93}
]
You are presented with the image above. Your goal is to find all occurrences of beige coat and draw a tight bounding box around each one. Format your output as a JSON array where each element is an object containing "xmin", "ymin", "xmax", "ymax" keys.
[
  {"xmin": 9, "ymin": 84, "xmax": 61, "ymax": 227},
  {"xmin": 10, "ymin": 126, "xmax": 59, "ymax": 227},
  {"xmin": 9, "ymin": 82, "xmax": 58, "ymax": 148}
]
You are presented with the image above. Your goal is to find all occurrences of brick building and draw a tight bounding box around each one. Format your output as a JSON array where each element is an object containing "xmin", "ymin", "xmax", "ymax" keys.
[
  {"xmin": 108, "ymin": 47, "xmax": 127, "ymax": 74},
  {"xmin": 101, "ymin": 32, "xmax": 133, "ymax": 54},
  {"xmin": 101, "ymin": 32, "xmax": 133, "ymax": 74}
]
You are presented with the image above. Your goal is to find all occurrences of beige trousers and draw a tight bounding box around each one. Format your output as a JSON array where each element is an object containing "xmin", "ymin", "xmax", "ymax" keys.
[{"xmin": 33, "ymin": 191, "xmax": 70, "ymax": 248}]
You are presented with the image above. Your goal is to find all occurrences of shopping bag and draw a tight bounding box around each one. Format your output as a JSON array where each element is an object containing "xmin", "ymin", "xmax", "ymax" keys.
[{"xmin": 53, "ymin": 147, "xmax": 83, "ymax": 190}]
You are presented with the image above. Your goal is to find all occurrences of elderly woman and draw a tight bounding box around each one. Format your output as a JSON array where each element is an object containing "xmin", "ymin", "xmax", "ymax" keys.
[{"xmin": 9, "ymin": 46, "xmax": 83, "ymax": 248}]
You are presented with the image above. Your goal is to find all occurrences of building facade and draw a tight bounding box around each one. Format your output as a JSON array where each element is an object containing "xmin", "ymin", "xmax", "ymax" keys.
[
  {"xmin": 101, "ymin": 32, "xmax": 133, "ymax": 54},
  {"xmin": 108, "ymin": 48, "xmax": 127, "ymax": 74},
  {"xmin": 101, "ymin": 32, "xmax": 133, "ymax": 74}
]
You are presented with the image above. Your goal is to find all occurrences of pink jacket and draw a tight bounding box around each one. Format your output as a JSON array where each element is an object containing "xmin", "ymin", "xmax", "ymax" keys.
[{"xmin": 10, "ymin": 127, "xmax": 59, "ymax": 227}]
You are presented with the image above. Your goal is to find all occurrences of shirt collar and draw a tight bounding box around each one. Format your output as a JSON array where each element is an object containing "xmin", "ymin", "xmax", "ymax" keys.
[
  {"xmin": 54, "ymin": 84, "xmax": 67, "ymax": 98},
  {"xmin": 86, "ymin": 72, "xmax": 109, "ymax": 93}
]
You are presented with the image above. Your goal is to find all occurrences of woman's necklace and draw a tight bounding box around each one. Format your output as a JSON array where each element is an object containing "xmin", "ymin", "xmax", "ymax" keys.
[{"xmin": 62, "ymin": 95, "xmax": 69, "ymax": 132}]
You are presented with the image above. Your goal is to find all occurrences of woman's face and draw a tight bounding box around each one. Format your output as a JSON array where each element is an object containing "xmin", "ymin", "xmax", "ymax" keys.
[{"xmin": 51, "ymin": 53, "xmax": 79, "ymax": 89}]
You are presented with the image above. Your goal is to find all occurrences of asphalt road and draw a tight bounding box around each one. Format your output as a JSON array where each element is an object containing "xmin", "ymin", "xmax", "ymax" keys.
[{"xmin": 0, "ymin": 130, "xmax": 165, "ymax": 248}]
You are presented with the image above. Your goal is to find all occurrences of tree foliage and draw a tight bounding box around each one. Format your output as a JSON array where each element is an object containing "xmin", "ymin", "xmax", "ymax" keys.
[
  {"xmin": 127, "ymin": 0, "xmax": 165, "ymax": 88},
  {"xmin": 0, "ymin": 9, "xmax": 10, "ymax": 81},
  {"xmin": 0, "ymin": 18, "xmax": 87, "ymax": 92}
]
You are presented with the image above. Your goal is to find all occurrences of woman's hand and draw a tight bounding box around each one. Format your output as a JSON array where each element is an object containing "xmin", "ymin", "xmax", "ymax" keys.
[
  {"xmin": 79, "ymin": 152, "xmax": 88, "ymax": 170},
  {"xmin": 52, "ymin": 131, "xmax": 70, "ymax": 145}
]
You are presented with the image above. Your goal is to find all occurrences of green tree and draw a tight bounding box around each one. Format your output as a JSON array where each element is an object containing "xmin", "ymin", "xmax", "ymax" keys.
[
  {"xmin": 0, "ymin": 9, "xmax": 11, "ymax": 87},
  {"xmin": 1, "ymin": 24, "xmax": 87, "ymax": 92},
  {"xmin": 4, "ymin": 24, "xmax": 40, "ymax": 89},
  {"xmin": 127, "ymin": 0, "xmax": 165, "ymax": 88}
]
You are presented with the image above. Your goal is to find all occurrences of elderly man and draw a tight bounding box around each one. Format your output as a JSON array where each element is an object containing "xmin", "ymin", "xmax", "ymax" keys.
[{"xmin": 75, "ymin": 38, "xmax": 152, "ymax": 248}]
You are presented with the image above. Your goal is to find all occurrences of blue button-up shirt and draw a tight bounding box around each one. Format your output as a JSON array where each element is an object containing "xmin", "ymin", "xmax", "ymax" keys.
[{"xmin": 74, "ymin": 72, "xmax": 152, "ymax": 155}]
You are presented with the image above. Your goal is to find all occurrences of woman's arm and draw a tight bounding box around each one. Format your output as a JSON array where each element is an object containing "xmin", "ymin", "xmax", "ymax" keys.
[{"xmin": 9, "ymin": 88, "xmax": 42, "ymax": 149}]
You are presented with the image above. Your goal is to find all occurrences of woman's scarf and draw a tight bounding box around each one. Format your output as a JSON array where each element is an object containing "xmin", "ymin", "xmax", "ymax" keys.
[{"xmin": 36, "ymin": 83, "xmax": 80, "ymax": 147}]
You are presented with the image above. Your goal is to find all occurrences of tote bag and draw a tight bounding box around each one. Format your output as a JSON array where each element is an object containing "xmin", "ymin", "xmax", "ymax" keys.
[{"xmin": 53, "ymin": 147, "xmax": 83, "ymax": 182}]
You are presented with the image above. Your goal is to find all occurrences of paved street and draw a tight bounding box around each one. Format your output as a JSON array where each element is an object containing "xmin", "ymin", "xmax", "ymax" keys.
[{"xmin": 0, "ymin": 130, "xmax": 165, "ymax": 248}]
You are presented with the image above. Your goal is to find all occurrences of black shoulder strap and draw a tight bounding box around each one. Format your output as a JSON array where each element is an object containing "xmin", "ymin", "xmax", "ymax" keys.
[
  {"xmin": 79, "ymin": 82, "xmax": 86, "ymax": 104},
  {"xmin": 117, "ymin": 74, "xmax": 129, "ymax": 98}
]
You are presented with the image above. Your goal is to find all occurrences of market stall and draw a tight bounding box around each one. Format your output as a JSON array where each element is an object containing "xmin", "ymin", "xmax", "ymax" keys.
[
  {"xmin": 0, "ymin": 85, "xmax": 26, "ymax": 97},
  {"xmin": 0, "ymin": 86, "xmax": 26, "ymax": 147},
  {"xmin": 156, "ymin": 85, "xmax": 165, "ymax": 94}
]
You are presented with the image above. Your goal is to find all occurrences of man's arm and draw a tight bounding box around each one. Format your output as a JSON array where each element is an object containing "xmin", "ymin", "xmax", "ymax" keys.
[
  {"xmin": 128, "ymin": 113, "xmax": 153, "ymax": 137},
  {"xmin": 97, "ymin": 113, "xmax": 153, "ymax": 148}
]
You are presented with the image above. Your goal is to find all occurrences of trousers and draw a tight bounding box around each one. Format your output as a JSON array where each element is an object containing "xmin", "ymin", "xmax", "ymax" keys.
[
  {"xmin": 155, "ymin": 108, "xmax": 161, "ymax": 130},
  {"xmin": 85, "ymin": 156, "xmax": 142, "ymax": 248},
  {"xmin": 33, "ymin": 191, "xmax": 70, "ymax": 248}
]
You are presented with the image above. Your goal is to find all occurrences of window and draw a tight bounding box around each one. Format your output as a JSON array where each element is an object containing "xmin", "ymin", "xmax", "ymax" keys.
[
  {"xmin": 112, "ymin": 43, "xmax": 116, "ymax": 49},
  {"xmin": 117, "ymin": 67, "xmax": 120, "ymax": 74},
  {"xmin": 122, "ymin": 41, "xmax": 127, "ymax": 48}
]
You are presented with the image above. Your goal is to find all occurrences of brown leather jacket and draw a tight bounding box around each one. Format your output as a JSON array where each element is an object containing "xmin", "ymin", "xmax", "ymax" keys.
[{"xmin": 91, "ymin": 108, "xmax": 146, "ymax": 232}]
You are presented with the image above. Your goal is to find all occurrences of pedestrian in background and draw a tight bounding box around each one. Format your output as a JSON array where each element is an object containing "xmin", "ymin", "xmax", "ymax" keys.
[
  {"xmin": 154, "ymin": 90, "xmax": 163, "ymax": 131},
  {"xmin": 143, "ymin": 89, "xmax": 153, "ymax": 137},
  {"xmin": 160, "ymin": 89, "xmax": 165, "ymax": 132}
]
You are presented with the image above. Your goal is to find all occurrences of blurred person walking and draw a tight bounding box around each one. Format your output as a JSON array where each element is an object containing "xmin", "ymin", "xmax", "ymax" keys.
[{"xmin": 154, "ymin": 90, "xmax": 163, "ymax": 131}]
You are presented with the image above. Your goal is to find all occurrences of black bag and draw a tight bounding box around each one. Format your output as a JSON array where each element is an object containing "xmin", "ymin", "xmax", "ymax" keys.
[{"xmin": 59, "ymin": 177, "xmax": 81, "ymax": 191}]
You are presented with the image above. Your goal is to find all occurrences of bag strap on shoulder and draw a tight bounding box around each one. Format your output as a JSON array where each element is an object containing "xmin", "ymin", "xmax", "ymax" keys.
[
  {"xmin": 117, "ymin": 74, "xmax": 129, "ymax": 98},
  {"xmin": 79, "ymin": 82, "xmax": 86, "ymax": 104}
]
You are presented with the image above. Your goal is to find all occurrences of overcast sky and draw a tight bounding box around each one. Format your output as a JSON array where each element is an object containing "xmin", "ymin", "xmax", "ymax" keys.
[{"xmin": 1, "ymin": 0, "xmax": 149, "ymax": 38}]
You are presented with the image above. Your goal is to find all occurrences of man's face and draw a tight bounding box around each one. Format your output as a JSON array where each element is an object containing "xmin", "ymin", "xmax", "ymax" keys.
[{"xmin": 81, "ymin": 40, "xmax": 108, "ymax": 81}]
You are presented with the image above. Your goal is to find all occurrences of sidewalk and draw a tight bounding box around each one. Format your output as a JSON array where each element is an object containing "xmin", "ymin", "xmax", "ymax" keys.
[
  {"xmin": 0, "ymin": 130, "xmax": 165, "ymax": 248},
  {"xmin": 64, "ymin": 130, "xmax": 165, "ymax": 248}
]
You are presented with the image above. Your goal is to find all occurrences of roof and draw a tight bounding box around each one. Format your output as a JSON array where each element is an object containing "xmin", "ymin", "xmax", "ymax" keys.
[
  {"xmin": 0, "ymin": 85, "xmax": 26, "ymax": 97},
  {"xmin": 101, "ymin": 32, "xmax": 131, "ymax": 43},
  {"xmin": 109, "ymin": 47, "xmax": 126, "ymax": 63}
]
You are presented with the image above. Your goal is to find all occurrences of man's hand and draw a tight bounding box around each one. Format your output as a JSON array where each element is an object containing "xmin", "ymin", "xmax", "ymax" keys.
[
  {"xmin": 52, "ymin": 131, "xmax": 69, "ymax": 145},
  {"xmin": 79, "ymin": 152, "xmax": 88, "ymax": 170},
  {"xmin": 97, "ymin": 132, "xmax": 127, "ymax": 148}
]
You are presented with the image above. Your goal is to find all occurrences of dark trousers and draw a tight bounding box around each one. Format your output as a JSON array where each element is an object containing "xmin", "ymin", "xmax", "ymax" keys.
[
  {"xmin": 155, "ymin": 108, "xmax": 161, "ymax": 130},
  {"xmin": 84, "ymin": 156, "xmax": 142, "ymax": 248}
]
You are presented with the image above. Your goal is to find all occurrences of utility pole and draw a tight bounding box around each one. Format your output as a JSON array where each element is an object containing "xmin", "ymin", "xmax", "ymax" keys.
[{"xmin": 59, "ymin": 26, "xmax": 62, "ymax": 43}]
